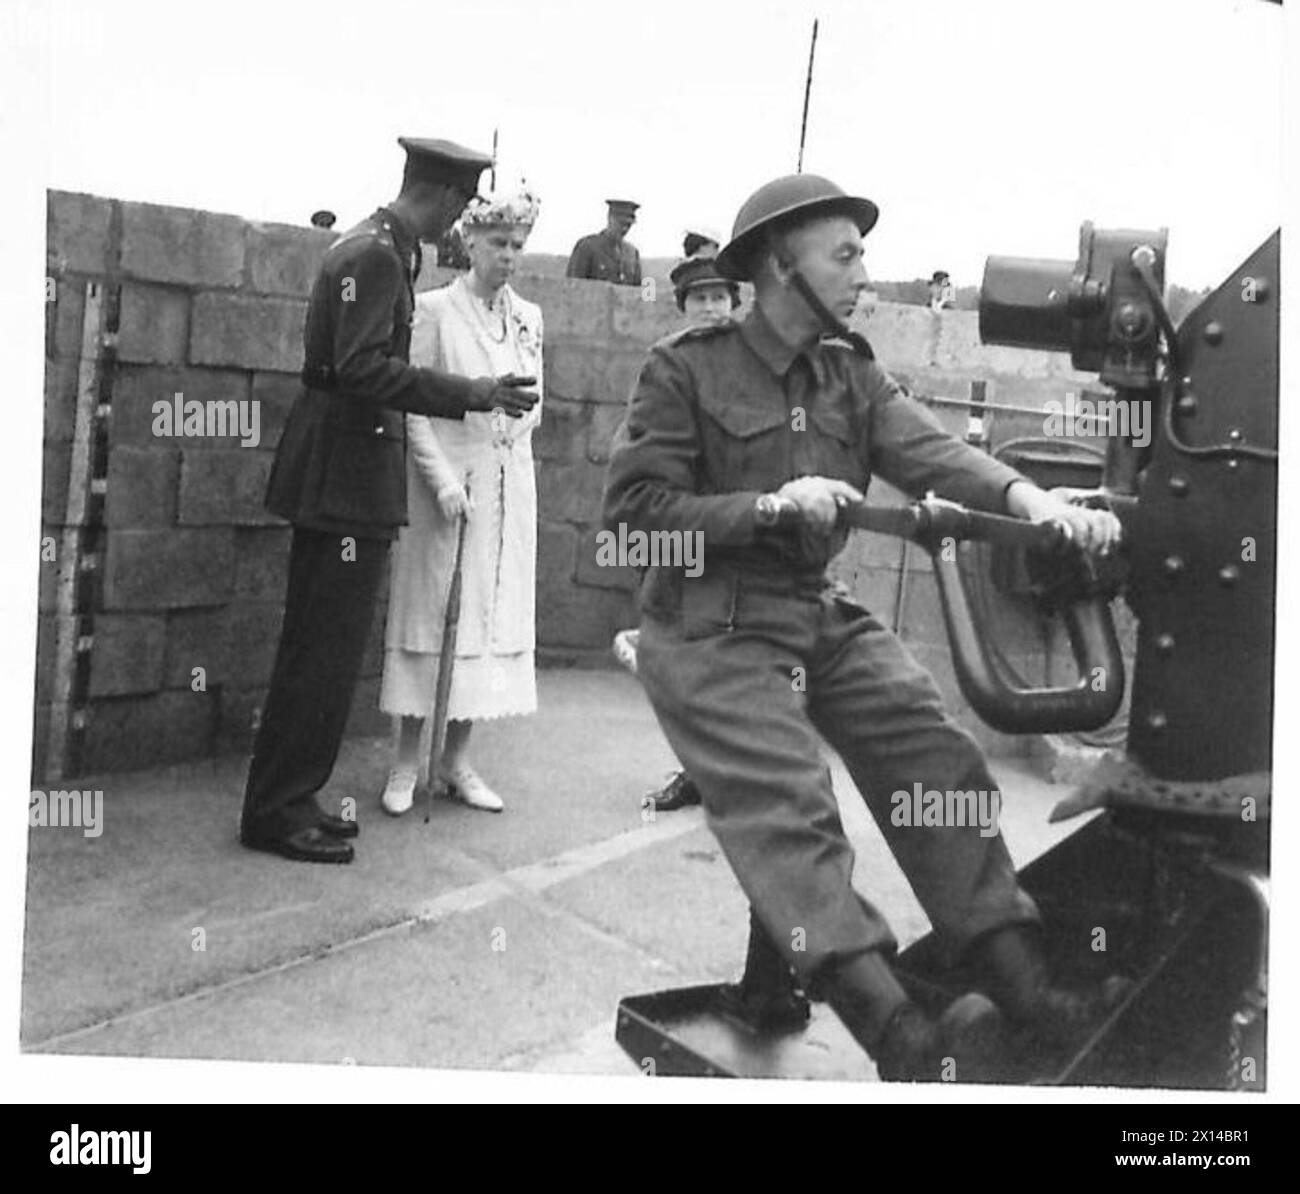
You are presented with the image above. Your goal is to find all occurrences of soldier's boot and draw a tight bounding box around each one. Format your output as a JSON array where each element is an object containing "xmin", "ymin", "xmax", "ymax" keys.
[
  {"xmin": 716, "ymin": 909, "xmax": 810, "ymax": 1033},
  {"xmin": 823, "ymin": 951, "xmax": 1006, "ymax": 1083},
  {"xmin": 967, "ymin": 926, "xmax": 1134, "ymax": 1049}
]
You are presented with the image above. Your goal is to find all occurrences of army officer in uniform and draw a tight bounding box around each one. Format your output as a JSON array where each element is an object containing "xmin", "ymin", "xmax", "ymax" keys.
[
  {"xmin": 240, "ymin": 136, "xmax": 538, "ymax": 865},
  {"xmin": 565, "ymin": 199, "xmax": 642, "ymax": 286},
  {"xmin": 603, "ymin": 174, "xmax": 1127, "ymax": 1079}
]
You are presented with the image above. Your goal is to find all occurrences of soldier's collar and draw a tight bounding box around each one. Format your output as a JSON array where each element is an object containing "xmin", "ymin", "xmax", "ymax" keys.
[
  {"xmin": 739, "ymin": 302, "xmax": 816, "ymax": 377},
  {"xmin": 374, "ymin": 206, "xmax": 421, "ymax": 258}
]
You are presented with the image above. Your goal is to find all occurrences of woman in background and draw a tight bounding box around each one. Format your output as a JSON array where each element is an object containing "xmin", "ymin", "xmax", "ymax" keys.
[{"xmin": 380, "ymin": 189, "xmax": 543, "ymax": 815}]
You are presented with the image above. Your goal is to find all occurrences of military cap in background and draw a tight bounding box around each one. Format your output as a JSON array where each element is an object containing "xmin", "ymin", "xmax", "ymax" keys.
[{"xmin": 669, "ymin": 255, "xmax": 740, "ymax": 310}]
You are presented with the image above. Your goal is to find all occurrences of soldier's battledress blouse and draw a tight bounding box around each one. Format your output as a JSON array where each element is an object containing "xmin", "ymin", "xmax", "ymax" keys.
[{"xmin": 380, "ymin": 275, "xmax": 543, "ymax": 722}]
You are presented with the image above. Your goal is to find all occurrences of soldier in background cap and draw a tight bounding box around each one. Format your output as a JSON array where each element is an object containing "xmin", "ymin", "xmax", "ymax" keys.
[
  {"xmin": 565, "ymin": 198, "xmax": 642, "ymax": 286},
  {"xmin": 241, "ymin": 136, "xmax": 538, "ymax": 865}
]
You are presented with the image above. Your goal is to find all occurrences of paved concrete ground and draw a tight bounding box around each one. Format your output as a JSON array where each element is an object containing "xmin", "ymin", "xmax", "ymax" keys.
[{"xmin": 22, "ymin": 669, "xmax": 1087, "ymax": 1080}]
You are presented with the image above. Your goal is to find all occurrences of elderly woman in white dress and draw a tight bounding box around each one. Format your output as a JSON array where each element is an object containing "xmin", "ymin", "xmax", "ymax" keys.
[{"xmin": 380, "ymin": 189, "xmax": 543, "ymax": 815}]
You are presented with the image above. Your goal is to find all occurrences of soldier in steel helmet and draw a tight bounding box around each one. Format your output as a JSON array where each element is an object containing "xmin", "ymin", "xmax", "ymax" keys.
[{"xmin": 603, "ymin": 173, "xmax": 1128, "ymax": 1080}]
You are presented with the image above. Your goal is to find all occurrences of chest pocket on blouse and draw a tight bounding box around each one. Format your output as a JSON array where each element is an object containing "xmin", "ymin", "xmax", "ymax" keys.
[
  {"xmin": 808, "ymin": 400, "xmax": 866, "ymax": 488},
  {"xmin": 696, "ymin": 391, "xmax": 788, "ymax": 492}
]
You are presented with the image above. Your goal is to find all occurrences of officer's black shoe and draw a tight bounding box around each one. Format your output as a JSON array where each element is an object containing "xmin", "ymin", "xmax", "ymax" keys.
[
  {"xmin": 716, "ymin": 983, "xmax": 811, "ymax": 1034},
  {"xmin": 241, "ymin": 825, "xmax": 355, "ymax": 864},
  {"xmin": 650, "ymin": 771, "xmax": 702, "ymax": 812},
  {"xmin": 873, "ymin": 994, "xmax": 1006, "ymax": 1083},
  {"xmin": 316, "ymin": 811, "xmax": 359, "ymax": 839}
]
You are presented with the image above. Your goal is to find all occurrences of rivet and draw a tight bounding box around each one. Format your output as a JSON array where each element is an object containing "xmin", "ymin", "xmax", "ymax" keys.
[
  {"xmin": 1177, "ymin": 394, "xmax": 1198, "ymax": 416},
  {"xmin": 1202, "ymin": 321, "xmax": 1224, "ymax": 345},
  {"xmin": 1167, "ymin": 476, "xmax": 1189, "ymax": 497},
  {"xmin": 1218, "ymin": 565, "xmax": 1239, "ymax": 586},
  {"xmin": 1155, "ymin": 633, "xmax": 1175, "ymax": 655},
  {"xmin": 1147, "ymin": 711, "xmax": 1168, "ymax": 731},
  {"xmin": 1162, "ymin": 555, "xmax": 1185, "ymax": 578}
]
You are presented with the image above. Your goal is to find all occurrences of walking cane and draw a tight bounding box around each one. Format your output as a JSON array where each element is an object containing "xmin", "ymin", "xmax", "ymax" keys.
[{"xmin": 425, "ymin": 487, "xmax": 470, "ymax": 823}]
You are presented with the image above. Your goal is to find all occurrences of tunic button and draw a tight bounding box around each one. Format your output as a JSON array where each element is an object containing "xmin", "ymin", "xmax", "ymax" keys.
[{"xmin": 373, "ymin": 426, "xmax": 384, "ymax": 437}]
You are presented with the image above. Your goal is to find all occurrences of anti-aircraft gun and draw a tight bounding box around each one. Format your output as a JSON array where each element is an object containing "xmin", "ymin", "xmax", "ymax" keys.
[{"xmin": 613, "ymin": 221, "xmax": 1277, "ymax": 1088}]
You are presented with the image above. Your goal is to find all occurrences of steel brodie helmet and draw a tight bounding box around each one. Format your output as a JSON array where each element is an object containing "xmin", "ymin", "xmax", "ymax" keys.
[{"xmin": 715, "ymin": 174, "xmax": 879, "ymax": 282}]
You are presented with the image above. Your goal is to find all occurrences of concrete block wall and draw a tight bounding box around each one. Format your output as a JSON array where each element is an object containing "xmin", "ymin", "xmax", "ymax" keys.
[{"xmin": 39, "ymin": 188, "xmax": 1115, "ymax": 778}]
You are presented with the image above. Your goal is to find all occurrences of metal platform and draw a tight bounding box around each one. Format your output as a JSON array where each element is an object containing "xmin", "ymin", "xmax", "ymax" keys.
[{"xmin": 616, "ymin": 817, "xmax": 1266, "ymax": 1086}]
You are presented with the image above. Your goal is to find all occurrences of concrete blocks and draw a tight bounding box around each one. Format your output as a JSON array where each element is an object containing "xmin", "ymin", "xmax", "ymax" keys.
[
  {"xmin": 533, "ymin": 397, "xmax": 589, "ymax": 463},
  {"xmin": 121, "ymin": 202, "xmax": 245, "ymax": 289},
  {"xmin": 177, "ymin": 450, "xmax": 276, "ymax": 526},
  {"xmin": 189, "ymin": 292, "xmax": 306, "ymax": 372},
  {"xmin": 88, "ymin": 614, "xmax": 167, "ymax": 697},
  {"xmin": 535, "ymin": 458, "xmax": 607, "ymax": 524},
  {"xmin": 246, "ymin": 222, "xmax": 333, "ymax": 297},
  {"xmin": 105, "ymin": 446, "xmax": 179, "ymax": 529},
  {"xmin": 110, "ymin": 366, "xmax": 252, "ymax": 450},
  {"xmin": 103, "ymin": 528, "xmax": 236, "ymax": 611},
  {"xmin": 46, "ymin": 191, "xmax": 114, "ymax": 277},
  {"xmin": 81, "ymin": 690, "xmax": 217, "ymax": 773},
  {"xmin": 117, "ymin": 284, "xmax": 189, "ymax": 365}
]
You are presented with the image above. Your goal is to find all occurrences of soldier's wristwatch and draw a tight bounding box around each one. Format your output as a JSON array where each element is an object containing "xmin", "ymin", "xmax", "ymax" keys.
[{"xmin": 755, "ymin": 493, "xmax": 784, "ymax": 528}]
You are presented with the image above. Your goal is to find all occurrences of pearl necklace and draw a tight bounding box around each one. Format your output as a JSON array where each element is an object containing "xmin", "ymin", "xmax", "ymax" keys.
[{"xmin": 467, "ymin": 281, "xmax": 509, "ymax": 344}]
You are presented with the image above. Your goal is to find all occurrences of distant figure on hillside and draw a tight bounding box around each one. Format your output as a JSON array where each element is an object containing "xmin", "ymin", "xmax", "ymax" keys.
[
  {"xmin": 310, "ymin": 210, "xmax": 337, "ymax": 230},
  {"xmin": 928, "ymin": 269, "xmax": 956, "ymax": 311},
  {"xmin": 566, "ymin": 199, "xmax": 642, "ymax": 286}
]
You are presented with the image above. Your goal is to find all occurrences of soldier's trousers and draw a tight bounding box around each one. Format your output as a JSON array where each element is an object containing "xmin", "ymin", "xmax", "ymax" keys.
[
  {"xmin": 241, "ymin": 527, "xmax": 389, "ymax": 835},
  {"xmin": 636, "ymin": 571, "xmax": 1040, "ymax": 988}
]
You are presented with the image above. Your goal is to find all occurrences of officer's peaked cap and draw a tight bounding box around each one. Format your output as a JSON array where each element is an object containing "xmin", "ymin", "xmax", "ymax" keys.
[
  {"xmin": 606, "ymin": 198, "xmax": 640, "ymax": 214},
  {"xmin": 716, "ymin": 174, "xmax": 879, "ymax": 281},
  {"xmin": 398, "ymin": 137, "xmax": 493, "ymax": 186}
]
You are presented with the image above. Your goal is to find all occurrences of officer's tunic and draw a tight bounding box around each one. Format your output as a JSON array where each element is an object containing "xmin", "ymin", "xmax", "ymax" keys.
[
  {"xmin": 603, "ymin": 303, "xmax": 1041, "ymax": 984},
  {"xmin": 565, "ymin": 231, "xmax": 642, "ymax": 286},
  {"xmin": 243, "ymin": 208, "xmax": 478, "ymax": 836}
]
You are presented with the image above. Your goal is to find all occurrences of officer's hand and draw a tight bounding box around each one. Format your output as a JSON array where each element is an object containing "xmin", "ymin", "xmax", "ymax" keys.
[
  {"xmin": 776, "ymin": 476, "xmax": 864, "ymax": 531},
  {"xmin": 436, "ymin": 482, "xmax": 472, "ymax": 521},
  {"xmin": 1006, "ymin": 481, "xmax": 1122, "ymax": 557},
  {"xmin": 468, "ymin": 375, "xmax": 538, "ymax": 417}
]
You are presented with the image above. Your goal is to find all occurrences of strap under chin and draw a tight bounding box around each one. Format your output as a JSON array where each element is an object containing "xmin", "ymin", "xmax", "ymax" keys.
[{"xmin": 789, "ymin": 270, "xmax": 874, "ymax": 360}]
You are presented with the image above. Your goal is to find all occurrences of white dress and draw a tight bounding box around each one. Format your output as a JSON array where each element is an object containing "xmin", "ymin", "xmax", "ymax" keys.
[{"xmin": 380, "ymin": 275, "xmax": 543, "ymax": 722}]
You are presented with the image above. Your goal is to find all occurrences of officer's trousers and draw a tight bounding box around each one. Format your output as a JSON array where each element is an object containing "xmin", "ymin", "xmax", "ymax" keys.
[
  {"xmin": 636, "ymin": 572, "xmax": 1040, "ymax": 988},
  {"xmin": 241, "ymin": 527, "xmax": 389, "ymax": 835}
]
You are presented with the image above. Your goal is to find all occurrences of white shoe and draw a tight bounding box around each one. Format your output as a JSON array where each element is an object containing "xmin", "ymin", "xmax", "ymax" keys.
[
  {"xmin": 381, "ymin": 765, "xmax": 418, "ymax": 816},
  {"xmin": 440, "ymin": 764, "xmax": 504, "ymax": 813}
]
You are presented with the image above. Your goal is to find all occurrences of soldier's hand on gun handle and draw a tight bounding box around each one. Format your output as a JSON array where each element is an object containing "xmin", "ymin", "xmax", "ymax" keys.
[
  {"xmin": 1005, "ymin": 480, "xmax": 1122, "ymax": 557},
  {"xmin": 775, "ymin": 476, "xmax": 864, "ymax": 531},
  {"xmin": 468, "ymin": 374, "xmax": 538, "ymax": 417}
]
